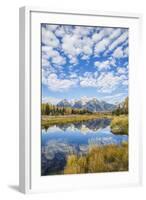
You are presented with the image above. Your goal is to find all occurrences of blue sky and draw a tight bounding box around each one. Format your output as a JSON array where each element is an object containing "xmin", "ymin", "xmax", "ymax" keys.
[{"xmin": 41, "ymin": 24, "xmax": 128, "ymax": 104}]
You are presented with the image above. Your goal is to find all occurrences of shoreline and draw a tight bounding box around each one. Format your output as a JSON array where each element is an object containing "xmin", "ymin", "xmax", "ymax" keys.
[
  {"xmin": 41, "ymin": 114, "xmax": 128, "ymax": 135},
  {"xmin": 41, "ymin": 113, "xmax": 112, "ymax": 128}
]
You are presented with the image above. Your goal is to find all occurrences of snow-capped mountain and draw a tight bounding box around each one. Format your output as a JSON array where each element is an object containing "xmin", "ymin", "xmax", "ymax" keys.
[
  {"xmin": 84, "ymin": 98, "xmax": 115, "ymax": 112},
  {"xmin": 57, "ymin": 99, "xmax": 72, "ymax": 107},
  {"xmin": 73, "ymin": 100, "xmax": 85, "ymax": 109},
  {"xmin": 57, "ymin": 98, "xmax": 116, "ymax": 112}
]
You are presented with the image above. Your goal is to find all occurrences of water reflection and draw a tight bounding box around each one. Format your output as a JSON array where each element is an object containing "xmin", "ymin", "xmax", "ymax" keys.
[
  {"xmin": 43, "ymin": 118, "xmax": 111, "ymax": 133},
  {"xmin": 41, "ymin": 119, "xmax": 128, "ymax": 175}
]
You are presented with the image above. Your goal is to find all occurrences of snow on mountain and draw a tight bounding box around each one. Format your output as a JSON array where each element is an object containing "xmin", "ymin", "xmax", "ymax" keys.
[{"xmin": 57, "ymin": 97, "xmax": 116, "ymax": 112}]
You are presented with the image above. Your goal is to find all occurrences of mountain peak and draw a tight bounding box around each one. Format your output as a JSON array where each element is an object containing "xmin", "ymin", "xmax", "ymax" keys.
[
  {"xmin": 57, "ymin": 99, "xmax": 71, "ymax": 107},
  {"xmin": 57, "ymin": 97, "xmax": 116, "ymax": 112}
]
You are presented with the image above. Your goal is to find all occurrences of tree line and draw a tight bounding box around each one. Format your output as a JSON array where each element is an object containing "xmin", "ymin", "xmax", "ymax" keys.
[
  {"xmin": 112, "ymin": 97, "xmax": 128, "ymax": 115},
  {"xmin": 41, "ymin": 103, "xmax": 92, "ymax": 116}
]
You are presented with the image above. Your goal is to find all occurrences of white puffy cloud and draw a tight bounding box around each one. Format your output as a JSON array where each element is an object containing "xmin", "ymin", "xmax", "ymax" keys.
[
  {"xmin": 79, "ymin": 72, "xmax": 97, "ymax": 87},
  {"xmin": 103, "ymin": 28, "xmax": 115, "ymax": 35},
  {"xmin": 92, "ymin": 28, "xmax": 115, "ymax": 44},
  {"xmin": 122, "ymin": 80, "xmax": 128, "ymax": 85},
  {"xmin": 42, "ymin": 69, "xmax": 48, "ymax": 85},
  {"xmin": 92, "ymin": 30, "xmax": 105, "ymax": 43},
  {"xmin": 42, "ymin": 25, "xmax": 128, "ymax": 70},
  {"xmin": 124, "ymin": 46, "xmax": 129, "ymax": 57},
  {"xmin": 109, "ymin": 57, "xmax": 116, "ymax": 66},
  {"xmin": 117, "ymin": 67, "xmax": 126, "ymax": 74},
  {"xmin": 94, "ymin": 57, "xmax": 117, "ymax": 71},
  {"xmin": 41, "ymin": 25, "xmax": 128, "ymax": 94},
  {"xmin": 55, "ymin": 26, "xmax": 66, "ymax": 37},
  {"xmin": 82, "ymin": 45, "xmax": 93, "ymax": 55},
  {"xmin": 57, "ymin": 26, "xmax": 95, "ymax": 64},
  {"xmin": 42, "ymin": 46, "xmax": 66, "ymax": 66},
  {"xmin": 80, "ymin": 76, "xmax": 97, "ymax": 88},
  {"xmin": 99, "ymin": 93, "xmax": 127, "ymax": 104},
  {"xmin": 94, "ymin": 28, "xmax": 124, "ymax": 56},
  {"xmin": 51, "ymin": 55, "xmax": 66, "ymax": 65},
  {"xmin": 68, "ymin": 55, "xmax": 78, "ymax": 65},
  {"xmin": 112, "ymin": 45, "xmax": 128, "ymax": 59},
  {"xmin": 119, "ymin": 74, "xmax": 127, "ymax": 80},
  {"xmin": 42, "ymin": 27, "xmax": 60, "ymax": 48},
  {"xmin": 42, "ymin": 58, "xmax": 50, "ymax": 68},
  {"xmin": 94, "ymin": 60, "xmax": 110, "ymax": 70},
  {"xmin": 46, "ymin": 73, "xmax": 78, "ymax": 92},
  {"xmin": 42, "ymin": 96, "xmax": 61, "ymax": 104},
  {"xmin": 96, "ymin": 72, "xmax": 122, "ymax": 93},
  {"xmin": 108, "ymin": 31, "xmax": 128, "ymax": 51},
  {"xmin": 78, "ymin": 70, "xmax": 127, "ymax": 93},
  {"xmin": 73, "ymin": 26, "xmax": 93, "ymax": 36},
  {"xmin": 113, "ymin": 47, "xmax": 124, "ymax": 58},
  {"xmin": 69, "ymin": 73, "xmax": 78, "ymax": 78},
  {"xmin": 94, "ymin": 38, "xmax": 110, "ymax": 54},
  {"xmin": 61, "ymin": 35, "xmax": 80, "ymax": 57},
  {"xmin": 81, "ymin": 55, "xmax": 90, "ymax": 60},
  {"xmin": 42, "ymin": 46, "xmax": 58, "ymax": 57},
  {"xmin": 61, "ymin": 33, "xmax": 93, "ymax": 64},
  {"xmin": 108, "ymin": 28, "xmax": 122, "ymax": 40},
  {"xmin": 45, "ymin": 25, "xmax": 58, "ymax": 31}
]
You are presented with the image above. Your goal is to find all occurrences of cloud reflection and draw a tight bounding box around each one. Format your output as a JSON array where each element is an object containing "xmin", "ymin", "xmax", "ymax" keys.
[{"xmin": 41, "ymin": 119, "xmax": 128, "ymax": 175}]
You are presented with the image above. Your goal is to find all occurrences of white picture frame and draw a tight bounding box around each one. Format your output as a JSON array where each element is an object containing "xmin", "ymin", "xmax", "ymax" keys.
[{"xmin": 19, "ymin": 6, "xmax": 143, "ymax": 194}]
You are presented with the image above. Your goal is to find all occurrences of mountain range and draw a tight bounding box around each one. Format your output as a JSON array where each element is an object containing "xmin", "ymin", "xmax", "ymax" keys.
[{"xmin": 57, "ymin": 98, "xmax": 116, "ymax": 112}]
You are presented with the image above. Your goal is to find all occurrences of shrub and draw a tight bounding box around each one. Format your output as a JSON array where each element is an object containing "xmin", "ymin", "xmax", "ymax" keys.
[
  {"xmin": 64, "ymin": 143, "xmax": 128, "ymax": 174},
  {"xmin": 110, "ymin": 116, "xmax": 128, "ymax": 135}
]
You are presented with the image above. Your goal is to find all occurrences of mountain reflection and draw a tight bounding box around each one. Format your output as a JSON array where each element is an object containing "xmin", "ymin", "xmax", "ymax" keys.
[
  {"xmin": 43, "ymin": 118, "xmax": 111, "ymax": 133},
  {"xmin": 41, "ymin": 119, "xmax": 128, "ymax": 175}
]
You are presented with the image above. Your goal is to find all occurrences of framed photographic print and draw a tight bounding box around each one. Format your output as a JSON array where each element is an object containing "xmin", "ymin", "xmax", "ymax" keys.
[{"xmin": 19, "ymin": 7, "xmax": 142, "ymax": 193}]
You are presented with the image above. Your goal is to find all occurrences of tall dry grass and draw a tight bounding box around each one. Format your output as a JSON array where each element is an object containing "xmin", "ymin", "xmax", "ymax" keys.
[
  {"xmin": 64, "ymin": 142, "xmax": 128, "ymax": 174},
  {"xmin": 111, "ymin": 115, "xmax": 128, "ymax": 135}
]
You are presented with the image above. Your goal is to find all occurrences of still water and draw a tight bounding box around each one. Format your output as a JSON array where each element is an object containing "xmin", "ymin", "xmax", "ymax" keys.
[{"xmin": 41, "ymin": 119, "xmax": 128, "ymax": 175}]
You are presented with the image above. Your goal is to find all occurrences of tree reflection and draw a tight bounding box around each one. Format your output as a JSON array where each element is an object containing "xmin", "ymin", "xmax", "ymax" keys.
[{"xmin": 41, "ymin": 118, "xmax": 128, "ymax": 175}]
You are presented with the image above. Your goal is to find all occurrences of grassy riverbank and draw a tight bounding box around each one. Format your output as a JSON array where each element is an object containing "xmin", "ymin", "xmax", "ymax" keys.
[
  {"xmin": 64, "ymin": 142, "xmax": 128, "ymax": 174},
  {"xmin": 42, "ymin": 113, "xmax": 112, "ymax": 128},
  {"xmin": 42, "ymin": 114, "xmax": 128, "ymax": 135},
  {"xmin": 110, "ymin": 115, "xmax": 128, "ymax": 135}
]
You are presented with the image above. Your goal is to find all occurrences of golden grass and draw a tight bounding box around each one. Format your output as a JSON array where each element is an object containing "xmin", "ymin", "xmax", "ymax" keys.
[
  {"xmin": 64, "ymin": 142, "xmax": 128, "ymax": 174},
  {"xmin": 110, "ymin": 115, "xmax": 128, "ymax": 135},
  {"xmin": 41, "ymin": 113, "xmax": 112, "ymax": 128}
]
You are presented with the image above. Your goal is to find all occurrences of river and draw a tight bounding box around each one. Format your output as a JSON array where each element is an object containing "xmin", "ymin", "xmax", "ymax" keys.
[{"xmin": 41, "ymin": 118, "xmax": 128, "ymax": 175}]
